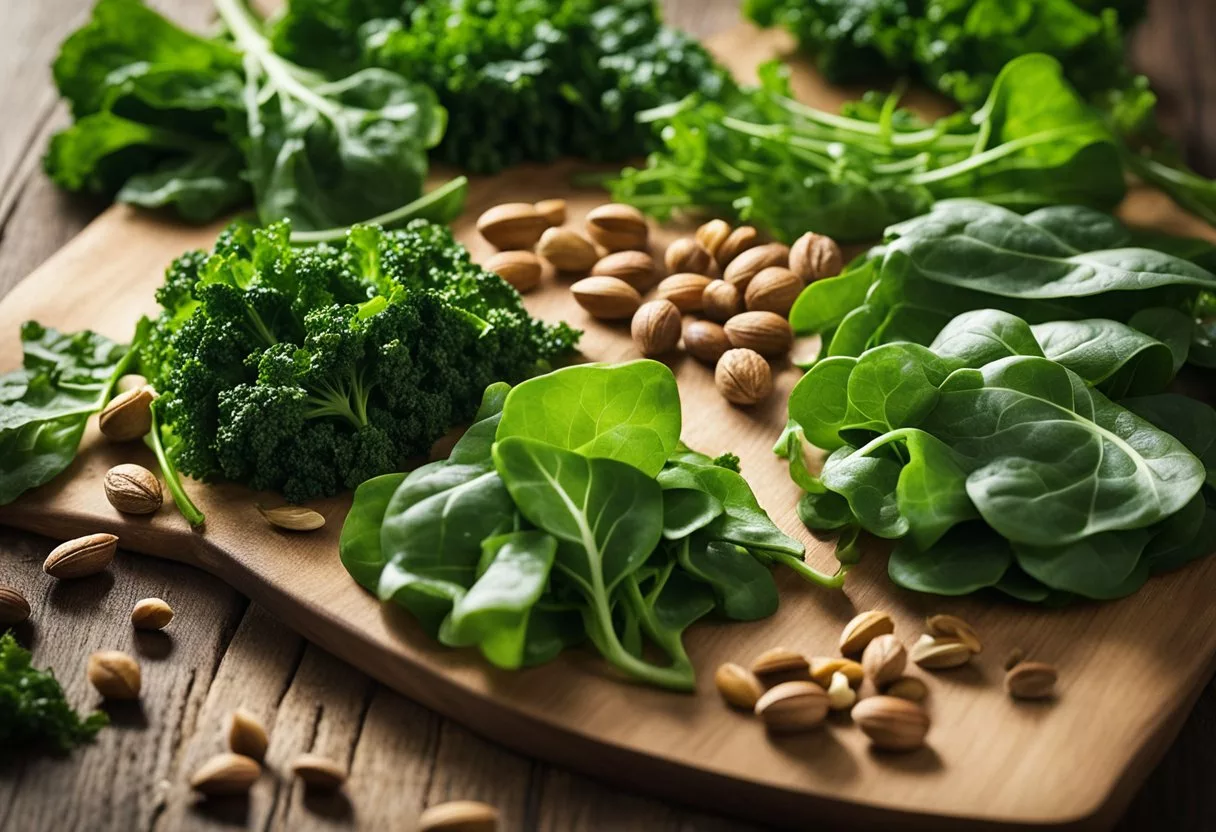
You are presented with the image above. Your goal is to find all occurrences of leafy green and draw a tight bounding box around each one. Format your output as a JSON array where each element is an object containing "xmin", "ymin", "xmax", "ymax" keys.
[{"xmin": 0, "ymin": 632, "xmax": 108, "ymax": 755}]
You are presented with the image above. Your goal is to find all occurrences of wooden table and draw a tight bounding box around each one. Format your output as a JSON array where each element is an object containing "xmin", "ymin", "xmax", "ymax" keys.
[{"xmin": 2, "ymin": 1, "xmax": 1215, "ymax": 829}]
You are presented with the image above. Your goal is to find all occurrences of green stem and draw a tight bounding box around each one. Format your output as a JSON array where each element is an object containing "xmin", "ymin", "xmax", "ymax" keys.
[
  {"xmin": 586, "ymin": 586, "xmax": 694, "ymax": 692},
  {"xmin": 147, "ymin": 405, "xmax": 205, "ymax": 528},
  {"xmin": 290, "ymin": 176, "xmax": 471, "ymax": 245},
  {"xmin": 907, "ymin": 125, "xmax": 1081, "ymax": 187},
  {"xmin": 770, "ymin": 551, "xmax": 849, "ymax": 589},
  {"xmin": 622, "ymin": 576, "xmax": 695, "ymax": 679}
]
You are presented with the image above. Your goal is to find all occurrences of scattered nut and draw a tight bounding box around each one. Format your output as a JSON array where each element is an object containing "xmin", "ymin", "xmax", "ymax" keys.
[
  {"xmin": 484, "ymin": 250, "xmax": 542, "ymax": 293},
  {"xmin": 258, "ymin": 504, "xmax": 326, "ymax": 532},
  {"xmin": 656, "ymin": 273, "xmax": 712, "ymax": 312},
  {"xmin": 116, "ymin": 374, "xmax": 149, "ymax": 394},
  {"xmin": 808, "ymin": 657, "xmax": 865, "ymax": 688},
  {"xmin": 103, "ymin": 464, "xmax": 162, "ymax": 515},
  {"xmin": 1006, "ymin": 661, "xmax": 1058, "ymax": 700},
  {"xmin": 723, "ymin": 242, "xmax": 789, "ymax": 291},
  {"xmin": 131, "ymin": 597, "xmax": 174, "ymax": 630},
  {"xmin": 44, "ymin": 533, "xmax": 118, "ymax": 580},
  {"xmin": 87, "ymin": 650, "xmax": 141, "ymax": 700},
  {"xmin": 724, "ymin": 311, "xmax": 793, "ymax": 357},
  {"xmin": 98, "ymin": 385, "xmax": 155, "ymax": 442},
  {"xmin": 909, "ymin": 634, "xmax": 973, "ymax": 670},
  {"xmin": 826, "ymin": 671, "xmax": 857, "ymax": 711},
  {"xmin": 0, "ymin": 586, "xmax": 31, "ymax": 625},
  {"xmin": 533, "ymin": 198, "xmax": 567, "ymax": 227},
  {"xmin": 631, "ymin": 300, "xmax": 682, "ymax": 357},
  {"xmin": 290, "ymin": 753, "xmax": 347, "ymax": 790},
  {"xmin": 701, "ymin": 280, "xmax": 742, "ymax": 322},
  {"xmin": 536, "ymin": 227, "xmax": 598, "ymax": 272},
  {"xmin": 789, "ymin": 232, "xmax": 843, "ymax": 283},
  {"xmin": 926, "ymin": 613, "xmax": 982, "ymax": 654},
  {"xmin": 716, "ymin": 225, "xmax": 760, "ymax": 266},
  {"xmin": 852, "ymin": 696, "xmax": 930, "ymax": 751},
  {"xmin": 754, "ymin": 681, "xmax": 829, "ymax": 732},
  {"xmin": 714, "ymin": 662, "xmax": 764, "ymax": 710},
  {"xmin": 695, "ymin": 219, "xmax": 732, "ymax": 258},
  {"xmin": 885, "ymin": 676, "xmax": 929, "ymax": 703},
  {"xmin": 585, "ymin": 203, "xmax": 648, "ymax": 252},
  {"xmin": 227, "ymin": 708, "xmax": 270, "ymax": 760},
  {"xmin": 862, "ymin": 634, "xmax": 907, "ymax": 688},
  {"xmin": 839, "ymin": 610, "xmax": 895, "ymax": 656},
  {"xmin": 715, "ymin": 348, "xmax": 772, "ymax": 406},
  {"xmin": 683, "ymin": 321, "xmax": 731, "ymax": 365},
  {"xmin": 664, "ymin": 237, "xmax": 713, "ymax": 275},
  {"xmin": 749, "ymin": 646, "xmax": 809, "ymax": 682},
  {"xmin": 419, "ymin": 800, "xmax": 500, "ymax": 832},
  {"xmin": 1004, "ymin": 647, "xmax": 1026, "ymax": 672},
  {"xmin": 570, "ymin": 276, "xmax": 642, "ymax": 319},
  {"xmin": 190, "ymin": 752, "xmax": 261, "ymax": 796},
  {"xmin": 476, "ymin": 203, "xmax": 548, "ymax": 250},
  {"xmin": 744, "ymin": 266, "xmax": 802, "ymax": 316},
  {"xmin": 591, "ymin": 250, "xmax": 656, "ymax": 290}
]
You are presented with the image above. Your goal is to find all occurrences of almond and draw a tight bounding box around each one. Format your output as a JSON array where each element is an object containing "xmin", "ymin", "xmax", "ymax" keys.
[
  {"xmin": 885, "ymin": 676, "xmax": 929, "ymax": 702},
  {"xmin": 789, "ymin": 231, "xmax": 843, "ymax": 283},
  {"xmin": 476, "ymin": 203, "xmax": 548, "ymax": 250},
  {"xmin": 715, "ymin": 348, "xmax": 772, "ymax": 406},
  {"xmin": 98, "ymin": 385, "xmax": 155, "ymax": 442},
  {"xmin": 750, "ymin": 646, "xmax": 809, "ymax": 681},
  {"xmin": 591, "ymin": 250, "xmax": 656, "ymax": 290},
  {"xmin": 536, "ymin": 227, "xmax": 598, "ymax": 272},
  {"xmin": 714, "ymin": 662, "xmax": 764, "ymax": 709},
  {"xmin": 754, "ymin": 681, "xmax": 829, "ymax": 732},
  {"xmin": 44, "ymin": 533, "xmax": 118, "ymax": 580},
  {"xmin": 925, "ymin": 613, "xmax": 982, "ymax": 653},
  {"xmin": 484, "ymin": 250, "xmax": 542, "ymax": 293},
  {"xmin": 131, "ymin": 597, "xmax": 174, "ymax": 630},
  {"xmin": 808, "ymin": 657, "xmax": 864, "ymax": 688},
  {"xmin": 190, "ymin": 752, "xmax": 261, "ymax": 796},
  {"xmin": 570, "ymin": 276, "xmax": 642, "ymax": 319},
  {"xmin": 716, "ymin": 225, "xmax": 760, "ymax": 266},
  {"xmin": 852, "ymin": 696, "xmax": 930, "ymax": 751},
  {"xmin": 87, "ymin": 650, "xmax": 141, "ymax": 699},
  {"xmin": 533, "ymin": 198, "xmax": 566, "ymax": 227},
  {"xmin": 683, "ymin": 321, "xmax": 731, "ymax": 365},
  {"xmin": 664, "ymin": 237, "xmax": 713, "ymax": 275},
  {"xmin": 290, "ymin": 753, "xmax": 347, "ymax": 790},
  {"xmin": 0, "ymin": 585, "xmax": 31, "ymax": 625},
  {"xmin": 656, "ymin": 273, "xmax": 712, "ymax": 312},
  {"xmin": 744, "ymin": 266, "xmax": 802, "ymax": 316},
  {"xmin": 631, "ymin": 300, "xmax": 681, "ymax": 357},
  {"xmin": 227, "ymin": 708, "xmax": 270, "ymax": 760},
  {"xmin": 862, "ymin": 633, "xmax": 907, "ymax": 688},
  {"xmin": 839, "ymin": 610, "xmax": 895, "ymax": 656},
  {"xmin": 909, "ymin": 634, "xmax": 973, "ymax": 670},
  {"xmin": 723, "ymin": 243, "xmax": 789, "ymax": 291},
  {"xmin": 695, "ymin": 219, "xmax": 732, "ymax": 258},
  {"xmin": 103, "ymin": 464, "xmax": 162, "ymax": 515},
  {"xmin": 585, "ymin": 203, "xmax": 648, "ymax": 252},
  {"xmin": 701, "ymin": 280, "xmax": 741, "ymax": 322},
  {"xmin": 1006, "ymin": 661, "xmax": 1057, "ymax": 700},
  {"xmin": 419, "ymin": 800, "xmax": 500, "ymax": 832},
  {"xmin": 258, "ymin": 504, "xmax": 326, "ymax": 532},
  {"xmin": 723, "ymin": 311, "xmax": 792, "ymax": 357}
]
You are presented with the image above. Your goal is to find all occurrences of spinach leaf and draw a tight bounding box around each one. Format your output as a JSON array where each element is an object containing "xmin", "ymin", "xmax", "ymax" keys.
[
  {"xmin": 929, "ymin": 308, "xmax": 1045, "ymax": 367},
  {"xmin": 797, "ymin": 491, "xmax": 855, "ymax": 530},
  {"xmin": 1015, "ymin": 528, "xmax": 1154, "ymax": 599},
  {"xmin": 662, "ymin": 489, "xmax": 724, "ymax": 540},
  {"xmin": 1031, "ymin": 317, "xmax": 1177, "ymax": 396},
  {"xmin": 339, "ymin": 472, "xmax": 406, "ymax": 593},
  {"xmin": 888, "ymin": 524, "xmax": 1013, "ymax": 596},
  {"xmin": 675, "ymin": 536, "xmax": 779, "ymax": 621},
  {"xmin": 1121, "ymin": 394, "xmax": 1216, "ymax": 486}
]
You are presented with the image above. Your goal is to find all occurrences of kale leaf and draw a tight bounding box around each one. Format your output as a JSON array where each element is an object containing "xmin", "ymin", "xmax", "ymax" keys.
[{"xmin": 0, "ymin": 632, "xmax": 108, "ymax": 755}]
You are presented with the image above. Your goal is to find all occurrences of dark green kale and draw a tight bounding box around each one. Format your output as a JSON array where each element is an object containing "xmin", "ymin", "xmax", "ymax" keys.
[
  {"xmin": 140, "ymin": 220, "xmax": 579, "ymax": 502},
  {"xmin": 0, "ymin": 632, "xmax": 108, "ymax": 755}
]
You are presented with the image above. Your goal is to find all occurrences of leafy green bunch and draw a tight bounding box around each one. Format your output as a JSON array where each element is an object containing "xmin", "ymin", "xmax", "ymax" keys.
[
  {"xmin": 341, "ymin": 361, "xmax": 838, "ymax": 691},
  {"xmin": 0, "ymin": 632, "xmax": 108, "ymax": 754},
  {"xmin": 779, "ymin": 308, "xmax": 1216, "ymax": 603},
  {"xmin": 139, "ymin": 219, "xmax": 579, "ymax": 510},
  {"xmin": 611, "ymin": 55, "xmax": 1125, "ymax": 242}
]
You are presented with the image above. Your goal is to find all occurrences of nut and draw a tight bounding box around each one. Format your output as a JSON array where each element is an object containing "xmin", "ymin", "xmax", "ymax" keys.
[
  {"xmin": 190, "ymin": 752, "xmax": 261, "ymax": 796},
  {"xmin": 419, "ymin": 800, "xmax": 500, "ymax": 832},
  {"xmin": 749, "ymin": 646, "xmax": 809, "ymax": 681},
  {"xmin": 885, "ymin": 676, "xmax": 929, "ymax": 702},
  {"xmin": 44, "ymin": 533, "xmax": 118, "ymax": 580},
  {"xmin": 98, "ymin": 385, "xmax": 155, "ymax": 441},
  {"xmin": 1006, "ymin": 661, "xmax": 1058, "ymax": 700},
  {"xmin": 656, "ymin": 273, "xmax": 712, "ymax": 313},
  {"xmin": 258, "ymin": 504, "xmax": 326, "ymax": 532},
  {"xmin": 631, "ymin": 300, "xmax": 681, "ymax": 357},
  {"xmin": 909, "ymin": 634, "xmax": 973, "ymax": 670},
  {"xmin": 484, "ymin": 250, "xmax": 542, "ymax": 293},
  {"xmin": 103, "ymin": 464, "xmax": 162, "ymax": 515},
  {"xmin": 585, "ymin": 203, "xmax": 648, "ymax": 252},
  {"xmin": 0, "ymin": 586, "xmax": 31, "ymax": 625},
  {"xmin": 716, "ymin": 225, "xmax": 760, "ymax": 266},
  {"xmin": 754, "ymin": 681, "xmax": 829, "ymax": 732},
  {"xmin": 724, "ymin": 311, "xmax": 793, "ymax": 357},
  {"xmin": 228, "ymin": 708, "xmax": 270, "ymax": 760},
  {"xmin": 715, "ymin": 348, "xmax": 772, "ymax": 406},
  {"xmin": 862, "ymin": 634, "xmax": 907, "ymax": 688},
  {"xmin": 87, "ymin": 650, "xmax": 141, "ymax": 699},
  {"xmin": 1004, "ymin": 647, "xmax": 1026, "ymax": 671},
  {"xmin": 826, "ymin": 671, "xmax": 857, "ymax": 711},
  {"xmin": 926, "ymin": 613, "xmax": 982, "ymax": 654},
  {"xmin": 131, "ymin": 597, "xmax": 174, "ymax": 630},
  {"xmin": 570, "ymin": 276, "xmax": 643, "ymax": 320},
  {"xmin": 808, "ymin": 657, "xmax": 864, "ymax": 688},
  {"xmin": 701, "ymin": 280, "xmax": 741, "ymax": 322},
  {"xmin": 683, "ymin": 321, "xmax": 731, "ymax": 366},
  {"xmin": 533, "ymin": 198, "xmax": 566, "ymax": 227},
  {"xmin": 714, "ymin": 662, "xmax": 764, "ymax": 709},
  {"xmin": 664, "ymin": 237, "xmax": 713, "ymax": 275},
  {"xmin": 116, "ymin": 374, "xmax": 148, "ymax": 394},
  {"xmin": 839, "ymin": 610, "xmax": 895, "ymax": 656},
  {"xmin": 290, "ymin": 753, "xmax": 347, "ymax": 790},
  {"xmin": 476, "ymin": 203, "xmax": 548, "ymax": 250},
  {"xmin": 723, "ymin": 242, "xmax": 789, "ymax": 291},
  {"xmin": 695, "ymin": 219, "xmax": 732, "ymax": 258},
  {"xmin": 744, "ymin": 266, "xmax": 802, "ymax": 316},
  {"xmin": 852, "ymin": 696, "xmax": 930, "ymax": 751},
  {"xmin": 536, "ymin": 227, "xmax": 598, "ymax": 272},
  {"xmin": 591, "ymin": 250, "xmax": 656, "ymax": 290},
  {"xmin": 789, "ymin": 232, "xmax": 843, "ymax": 283}
]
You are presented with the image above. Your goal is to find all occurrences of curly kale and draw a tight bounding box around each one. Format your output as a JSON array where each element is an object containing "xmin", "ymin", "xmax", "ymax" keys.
[
  {"xmin": 141, "ymin": 219, "xmax": 579, "ymax": 502},
  {"xmin": 0, "ymin": 632, "xmax": 107, "ymax": 755}
]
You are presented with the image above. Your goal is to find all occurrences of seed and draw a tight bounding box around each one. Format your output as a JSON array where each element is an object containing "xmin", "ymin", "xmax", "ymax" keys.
[
  {"xmin": 103, "ymin": 463, "xmax": 162, "ymax": 515},
  {"xmin": 227, "ymin": 708, "xmax": 270, "ymax": 760},
  {"xmin": 744, "ymin": 266, "xmax": 802, "ymax": 316},
  {"xmin": 87, "ymin": 650, "xmax": 141, "ymax": 699},
  {"xmin": 664, "ymin": 237, "xmax": 714, "ymax": 275},
  {"xmin": 714, "ymin": 662, "xmax": 764, "ymax": 709},
  {"xmin": 852, "ymin": 696, "xmax": 930, "ymax": 751},
  {"xmin": 631, "ymin": 300, "xmax": 681, "ymax": 357},
  {"xmin": 926, "ymin": 613, "xmax": 982, "ymax": 653},
  {"xmin": 723, "ymin": 311, "xmax": 792, "ymax": 358},
  {"xmin": 536, "ymin": 226, "xmax": 598, "ymax": 272},
  {"xmin": 484, "ymin": 250, "xmax": 543, "ymax": 293},
  {"xmin": 885, "ymin": 676, "xmax": 929, "ymax": 703},
  {"xmin": 418, "ymin": 800, "xmax": 500, "ymax": 832},
  {"xmin": 749, "ymin": 646, "xmax": 809, "ymax": 681},
  {"xmin": 584, "ymin": 203, "xmax": 648, "ymax": 252},
  {"xmin": 695, "ymin": 219, "xmax": 732, "ymax": 258},
  {"xmin": 570, "ymin": 276, "xmax": 642, "ymax": 320},
  {"xmin": 839, "ymin": 610, "xmax": 895, "ymax": 656},
  {"xmin": 909, "ymin": 634, "xmax": 973, "ymax": 670},
  {"xmin": 715, "ymin": 348, "xmax": 772, "ymax": 406},
  {"xmin": 754, "ymin": 681, "xmax": 829, "ymax": 732},
  {"xmin": 533, "ymin": 198, "xmax": 566, "ymax": 227},
  {"xmin": 826, "ymin": 671, "xmax": 857, "ymax": 711},
  {"xmin": 862, "ymin": 634, "xmax": 907, "ymax": 688},
  {"xmin": 683, "ymin": 321, "xmax": 731, "ymax": 366},
  {"xmin": 591, "ymin": 250, "xmax": 656, "ymax": 290},
  {"xmin": 98, "ymin": 385, "xmax": 156, "ymax": 442},
  {"xmin": 808, "ymin": 657, "xmax": 864, "ymax": 688},
  {"xmin": 789, "ymin": 232, "xmax": 843, "ymax": 283},
  {"xmin": 44, "ymin": 533, "xmax": 118, "ymax": 580},
  {"xmin": 476, "ymin": 203, "xmax": 548, "ymax": 250},
  {"xmin": 131, "ymin": 597, "xmax": 174, "ymax": 630},
  {"xmin": 701, "ymin": 280, "xmax": 741, "ymax": 322},
  {"xmin": 0, "ymin": 586, "xmax": 31, "ymax": 625},
  {"xmin": 116, "ymin": 374, "xmax": 149, "ymax": 394},
  {"xmin": 290, "ymin": 753, "xmax": 347, "ymax": 790},
  {"xmin": 190, "ymin": 752, "xmax": 261, "ymax": 796},
  {"xmin": 722, "ymin": 243, "xmax": 789, "ymax": 291},
  {"xmin": 1005, "ymin": 661, "xmax": 1058, "ymax": 700},
  {"xmin": 656, "ymin": 273, "xmax": 713, "ymax": 312},
  {"xmin": 258, "ymin": 504, "xmax": 326, "ymax": 532},
  {"xmin": 716, "ymin": 225, "xmax": 760, "ymax": 266}
]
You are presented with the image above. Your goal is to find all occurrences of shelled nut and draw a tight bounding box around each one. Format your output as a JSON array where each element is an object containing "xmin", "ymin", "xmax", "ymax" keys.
[
  {"xmin": 190, "ymin": 753, "xmax": 261, "ymax": 796},
  {"xmin": 1005, "ymin": 661, "xmax": 1058, "ymax": 700},
  {"xmin": 476, "ymin": 203, "xmax": 548, "ymax": 250},
  {"xmin": 87, "ymin": 650, "xmax": 141, "ymax": 699},
  {"xmin": 592, "ymin": 250, "xmax": 656, "ymax": 290},
  {"xmin": 484, "ymin": 250, "xmax": 543, "ymax": 293},
  {"xmin": 826, "ymin": 671, "xmax": 857, "ymax": 711},
  {"xmin": 131, "ymin": 597, "xmax": 174, "ymax": 630},
  {"xmin": 789, "ymin": 231, "xmax": 843, "ymax": 283},
  {"xmin": 418, "ymin": 801, "xmax": 500, "ymax": 832},
  {"xmin": 716, "ymin": 225, "xmax": 760, "ymax": 266},
  {"xmin": 702, "ymin": 280, "xmax": 742, "ymax": 322},
  {"xmin": 536, "ymin": 227, "xmax": 598, "ymax": 272},
  {"xmin": 808, "ymin": 657, "xmax": 864, "ymax": 688},
  {"xmin": 631, "ymin": 300, "xmax": 682, "ymax": 356},
  {"xmin": 290, "ymin": 754, "xmax": 347, "ymax": 790},
  {"xmin": 656, "ymin": 273, "xmax": 712, "ymax": 312},
  {"xmin": 664, "ymin": 237, "xmax": 713, "ymax": 275},
  {"xmin": 570, "ymin": 276, "xmax": 642, "ymax": 319},
  {"xmin": 533, "ymin": 198, "xmax": 567, "ymax": 227},
  {"xmin": 754, "ymin": 681, "xmax": 829, "ymax": 732},
  {"xmin": 885, "ymin": 676, "xmax": 929, "ymax": 703},
  {"xmin": 839, "ymin": 610, "xmax": 895, "ymax": 656},
  {"xmin": 695, "ymin": 219, "xmax": 732, "ymax": 258},
  {"xmin": 852, "ymin": 696, "xmax": 930, "ymax": 751},
  {"xmin": 862, "ymin": 634, "xmax": 907, "ymax": 688},
  {"xmin": 228, "ymin": 708, "xmax": 270, "ymax": 760},
  {"xmin": 723, "ymin": 311, "xmax": 792, "ymax": 357},
  {"xmin": 683, "ymin": 321, "xmax": 731, "ymax": 365},
  {"xmin": 926, "ymin": 614, "xmax": 982, "ymax": 653},
  {"xmin": 585, "ymin": 204, "xmax": 648, "ymax": 252},
  {"xmin": 909, "ymin": 634, "xmax": 973, "ymax": 670},
  {"xmin": 714, "ymin": 663, "xmax": 764, "ymax": 710}
]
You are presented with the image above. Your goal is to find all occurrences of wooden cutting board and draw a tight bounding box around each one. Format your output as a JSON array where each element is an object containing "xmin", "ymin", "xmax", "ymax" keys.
[{"xmin": 4, "ymin": 25, "xmax": 1216, "ymax": 831}]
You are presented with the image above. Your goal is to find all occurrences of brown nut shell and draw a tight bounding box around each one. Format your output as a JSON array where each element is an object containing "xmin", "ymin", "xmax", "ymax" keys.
[
  {"xmin": 103, "ymin": 463, "xmax": 162, "ymax": 515},
  {"xmin": 714, "ymin": 662, "xmax": 764, "ymax": 710},
  {"xmin": 418, "ymin": 800, "xmax": 500, "ymax": 832},
  {"xmin": 290, "ymin": 753, "xmax": 348, "ymax": 790},
  {"xmin": 695, "ymin": 219, "xmax": 732, "ymax": 258},
  {"xmin": 702, "ymin": 280, "xmax": 741, "ymax": 322},
  {"xmin": 484, "ymin": 250, "xmax": 542, "ymax": 293},
  {"xmin": 664, "ymin": 237, "xmax": 714, "ymax": 275},
  {"xmin": 716, "ymin": 225, "xmax": 760, "ymax": 266},
  {"xmin": 476, "ymin": 203, "xmax": 548, "ymax": 250},
  {"xmin": 533, "ymin": 198, "xmax": 567, "ymax": 227},
  {"xmin": 536, "ymin": 227, "xmax": 598, "ymax": 272},
  {"xmin": 656, "ymin": 273, "xmax": 712, "ymax": 312},
  {"xmin": 98, "ymin": 385, "xmax": 155, "ymax": 441},
  {"xmin": 852, "ymin": 695, "xmax": 930, "ymax": 751},
  {"xmin": 754, "ymin": 681, "xmax": 829, "ymax": 732},
  {"xmin": 1005, "ymin": 661, "xmax": 1058, "ymax": 700},
  {"xmin": 585, "ymin": 203, "xmax": 648, "ymax": 252},
  {"xmin": 862, "ymin": 633, "xmax": 907, "ymax": 688},
  {"xmin": 715, "ymin": 348, "xmax": 772, "ymax": 405},
  {"xmin": 839, "ymin": 610, "xmax": 895, "ymax": 656},
  {"xmin": 570, "ymin": 276, "xmax": 642, "ymax": 319},
  {"xmin": 190, "ymin": 753, "xmax": 262, "ymax": 796},
  {"xmin": 131, "ymin": 597, "xmax": 174, "ymax": 630},
  {"xmin": 44, "ymin": 533, "xmax": 118, "ymax": 580},
  {"xmin": 631, "ymin": 300, "xmax": 682, "ymax": 357},
  {"xmin": 683, "ymin": 321, "xmax": 731, "ymax": 365},
  {"xmin": 723, "ymin": 311, "xmax": 792, "ymax": 357},
  {"xmin": 0, "ymin": 586, "xmax": 31, "ymax": 625},
  {"xmin": 592, "ymin": 250, "xmax": 656, "ymax": 290},
  {"xmin": 87, "ymin": 650, "xmax": 141, "ymax": 699},
  {"xmin": 789, "ymin": 232, "xmax": 843, "ymax": 283},
  {"xmin": 723, "ymin": 242, "xmax": 789, "ymax": 291},
  {"xmin": 744, "ymin": 266, "xmax": 802, "ymax": 316}
]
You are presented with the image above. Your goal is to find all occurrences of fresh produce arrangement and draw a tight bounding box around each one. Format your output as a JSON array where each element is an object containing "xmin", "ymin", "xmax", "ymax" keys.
[{"xmin": 0, "ymin": 631, "xmax": 108, "ymax": 754}]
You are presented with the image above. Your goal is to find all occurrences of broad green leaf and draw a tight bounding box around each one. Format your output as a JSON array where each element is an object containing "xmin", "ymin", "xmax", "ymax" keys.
[{"xmin": 339, "ymin": 472, "xmax": 406, "ymax": 593}]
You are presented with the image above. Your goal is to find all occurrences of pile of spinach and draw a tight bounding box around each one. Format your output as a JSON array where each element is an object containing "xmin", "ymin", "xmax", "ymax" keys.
[
  {"xmin": 779, "ymin": 308, "xmax": 1216, "ymax": 603},
  {"xmin": 341, "ymin": 361, "xmax": 839, "ymax": 691}
]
